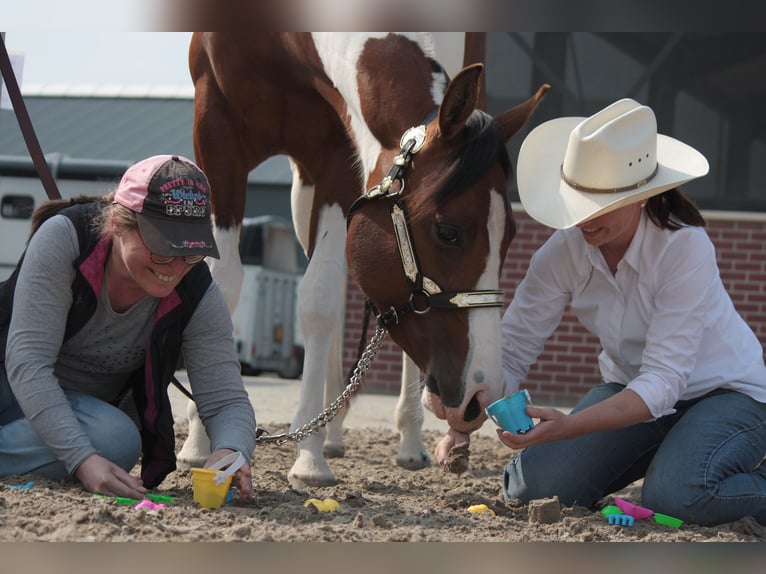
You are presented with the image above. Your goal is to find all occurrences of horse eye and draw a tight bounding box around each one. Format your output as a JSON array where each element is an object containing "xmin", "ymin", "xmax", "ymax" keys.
[{"xmin": 436, "ymin": 224, "xmax": 459, "ymax": 245}]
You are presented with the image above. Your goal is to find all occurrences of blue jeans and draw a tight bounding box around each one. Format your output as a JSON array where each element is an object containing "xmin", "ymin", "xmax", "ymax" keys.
[
  {"xmin": 503, "ymin": 382, "xmax": 766, "ymax": 526},
  {"xmin": 0, "ymin": 365, "xmax": 141, "ymax": 481}
]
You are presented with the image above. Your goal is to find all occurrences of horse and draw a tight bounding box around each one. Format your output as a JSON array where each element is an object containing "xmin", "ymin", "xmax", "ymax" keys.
[{"xmin": 178, "ymin": 32, "xmax": 548, "ymax": 487}]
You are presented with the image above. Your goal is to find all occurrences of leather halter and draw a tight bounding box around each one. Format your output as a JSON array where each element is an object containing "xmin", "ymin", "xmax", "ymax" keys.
[{"xmin": 347, "ymin": 118, "xmax": 505, "ymax": 329}]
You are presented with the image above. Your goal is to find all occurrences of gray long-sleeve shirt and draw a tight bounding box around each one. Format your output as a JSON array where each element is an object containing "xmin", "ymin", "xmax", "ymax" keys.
[{"xmin": 5, "ymin": 214, "xmax": 256, "ymax": 475}]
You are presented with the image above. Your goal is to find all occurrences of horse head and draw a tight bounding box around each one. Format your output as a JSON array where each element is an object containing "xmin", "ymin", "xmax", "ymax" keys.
[{"xmin": 347, "ymin": 65, "xmax": 548, "ymax": 434}]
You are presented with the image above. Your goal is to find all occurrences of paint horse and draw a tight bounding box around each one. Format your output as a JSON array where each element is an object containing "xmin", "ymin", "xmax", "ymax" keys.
[{"xmin": 179, "ymin": 32, "xmax": 548, "ymax": 487}]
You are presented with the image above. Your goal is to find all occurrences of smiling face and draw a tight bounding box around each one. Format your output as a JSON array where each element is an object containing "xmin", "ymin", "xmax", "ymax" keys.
[
  {"xmin": 111, "ymin": 224, "xmax": 196, "ymax": 300},
  {"xmin": 576, "ymin": 201, "xmax": 644, "ymax": 249}
]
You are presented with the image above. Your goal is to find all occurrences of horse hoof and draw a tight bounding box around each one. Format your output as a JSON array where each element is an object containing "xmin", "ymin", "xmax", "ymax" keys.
[
  {"xmin": 176, "ymin": 451, "xmax": 207, "ymax": 468},
  {"xmin": 287, "ymin": 472, "xmax": 337, "ymax": 489},
  {"xmin": 323, "ymin": 443, "xmax": 346, "ymax": 458},
  {"xmin": 442, "ymin": 443, "xmax": 470, "ymax": 475},
  {"xmin": 395, "ymin": 451, "xmax": 430, "ymax": 470}
]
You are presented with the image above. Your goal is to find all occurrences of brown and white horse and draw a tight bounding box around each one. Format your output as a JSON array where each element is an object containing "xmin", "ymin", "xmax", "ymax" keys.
[{"xmin": 179, "ymin": 32, "xmax": 547, "ymax": 487}]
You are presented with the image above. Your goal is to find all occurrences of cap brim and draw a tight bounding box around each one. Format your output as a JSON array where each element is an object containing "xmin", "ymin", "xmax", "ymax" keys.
[
  {"xmin": 137, "ymin": 213, "xmax": 220, "ymax": 259},
  {"xmin": 517, "ymin": 117, "xmax": 709, "ymax": 229}
]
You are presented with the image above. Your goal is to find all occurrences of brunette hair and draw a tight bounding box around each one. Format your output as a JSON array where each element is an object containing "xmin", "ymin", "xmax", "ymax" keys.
[
  {"xmin": 28, "ymin": 193, "xmax": 138, "ymax": 243},
  {"xmin": 645, "ymin": 187, "xmax": 705, "ymax": 230}
]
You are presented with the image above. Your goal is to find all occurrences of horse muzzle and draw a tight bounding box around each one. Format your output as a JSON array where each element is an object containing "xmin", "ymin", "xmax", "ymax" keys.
[{"xmin": 422, "ymin": 378, "xmax": 493, "ymax": 434}]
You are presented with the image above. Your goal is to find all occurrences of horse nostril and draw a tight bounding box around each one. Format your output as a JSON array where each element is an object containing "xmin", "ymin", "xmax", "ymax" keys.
[
  {"xmin": 426, "ymin": 375, "xmax": 440, "ymax": 396},
  {"xmin": 463, "ymin": 393, "xmax": 481, "ymax": 423}
]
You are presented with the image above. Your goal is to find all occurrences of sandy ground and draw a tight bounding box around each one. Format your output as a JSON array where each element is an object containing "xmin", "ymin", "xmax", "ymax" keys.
[{"xmin": 1, "ymin": 374, "xmax": 764, "ymax": 543}]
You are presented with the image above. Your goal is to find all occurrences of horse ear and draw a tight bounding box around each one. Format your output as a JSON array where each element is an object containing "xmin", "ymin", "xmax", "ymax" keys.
[
  {"xmin": 437, "ymin": 63, "xmax": 484, "ymax": 141},
  {"xmin": 495, "ymin": 84, "xmax": 550, "ymax": 143}
]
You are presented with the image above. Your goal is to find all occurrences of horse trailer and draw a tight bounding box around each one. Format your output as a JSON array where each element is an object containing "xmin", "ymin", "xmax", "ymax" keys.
[
  {"xmin": 0, "ymin": 161, "xmax": 125, "ymax": 281},
  {"xmin": 232, "ymin": 216, "xmax": 305, "ymax": 379}
]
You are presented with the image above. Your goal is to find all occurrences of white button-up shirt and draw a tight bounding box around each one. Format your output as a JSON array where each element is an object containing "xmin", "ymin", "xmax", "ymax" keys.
[{"xmin": 502, "ymin": 211, "xmax": 766, "ymax": 418}]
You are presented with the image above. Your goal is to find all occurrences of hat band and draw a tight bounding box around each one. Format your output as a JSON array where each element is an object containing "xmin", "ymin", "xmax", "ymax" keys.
[{"xmin": 560, "ymin": 164, "xmax": 658, "ymax": 194}]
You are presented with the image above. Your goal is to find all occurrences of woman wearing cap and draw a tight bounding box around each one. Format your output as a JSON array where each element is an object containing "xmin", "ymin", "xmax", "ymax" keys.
[
  {"xmin": 493, "ymin": 99, "xmax": 765, "ymax": 526},
  {"xmin": 0, "ymin": 155, "xmax": 256, "ymax": 501}
]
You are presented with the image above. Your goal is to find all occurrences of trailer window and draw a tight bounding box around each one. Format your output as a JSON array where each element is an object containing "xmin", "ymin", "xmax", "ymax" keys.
[{"xmin": 1, "ymin": 195, "xmax": 35, "ymax": 220}]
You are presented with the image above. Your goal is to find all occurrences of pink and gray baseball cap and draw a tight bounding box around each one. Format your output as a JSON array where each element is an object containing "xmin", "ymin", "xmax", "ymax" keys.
[{"xmin": 114, "ymin": 155, "xmax": 220, "ymax": 259}]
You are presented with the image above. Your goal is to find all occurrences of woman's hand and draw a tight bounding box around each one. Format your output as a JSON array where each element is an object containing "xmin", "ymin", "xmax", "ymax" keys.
[
  {"xmin": 496, "ymin": 405, "xmax": 567, "ymax": 450},
  {"xmin": 74, "ymin": 453, "xmax": 147, "ymax": 499},
  {"xmin": 497, "ymin": 390, "xmax": 653, "ymax": 450},
  {"xmin": 206, "ymin": 449, "xmax": 253, "ymax": 501}
]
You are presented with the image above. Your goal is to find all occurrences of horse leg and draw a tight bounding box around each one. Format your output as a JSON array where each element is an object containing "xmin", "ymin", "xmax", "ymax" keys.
[
  {"xmin": 323, "ymin": 309, "xmax": 348, "ymax": 458},
  {"xmin": 287, "ymin": 167, "xmax": 348, "ymax": 487},
  {"xmin": 180, "ymin": 65, "xmax": 249, "ymax": 466},
  {"xmin": 176, "ymin": 225, "xmax": 244, "ymax": 467},
  {"xmin": 207, "ymin": 224, "xmax": 244, "ymax": 314},
  {"xmin": 288, "ymin": 248, "xmax": 346, "ymax": 486},
  {"xmin": 176, "ymin": 400, "xmax": 210, "ymax": 467},
  {"xmin": 395, "ymin": 352, "xmax": 430, "ymax": 469}
]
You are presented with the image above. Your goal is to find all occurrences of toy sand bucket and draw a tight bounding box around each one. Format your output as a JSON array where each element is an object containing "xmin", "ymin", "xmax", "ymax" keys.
[
  {"xmin": 191, "ymin": 451, "xmax": 246, "ymax": 509},
  {"xmin": 485, "ymin": 389, "xmax": 535, "ymax": 434}
]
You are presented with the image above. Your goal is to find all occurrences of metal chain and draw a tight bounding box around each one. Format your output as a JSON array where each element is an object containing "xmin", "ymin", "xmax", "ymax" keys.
[{"xmin": 256, "ymin": 326, "xmax": 388, "ymax": 445}]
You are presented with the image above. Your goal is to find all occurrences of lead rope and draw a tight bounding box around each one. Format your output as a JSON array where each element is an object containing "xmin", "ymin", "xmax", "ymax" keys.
[{"xmin": 256, "ymin": 326, "xmax": 387, "ymax": 444}]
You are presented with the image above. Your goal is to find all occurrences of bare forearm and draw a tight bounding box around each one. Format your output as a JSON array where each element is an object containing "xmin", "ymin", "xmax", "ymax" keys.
[{"xmin": 564, "ymin": 389, "xmax": 652, "ymax": 438}]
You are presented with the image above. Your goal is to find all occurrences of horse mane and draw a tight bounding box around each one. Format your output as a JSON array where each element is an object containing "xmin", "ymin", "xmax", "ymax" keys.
[{"xmin": 409, "ymin": 110, "xmax": 510, "ymax": 222}]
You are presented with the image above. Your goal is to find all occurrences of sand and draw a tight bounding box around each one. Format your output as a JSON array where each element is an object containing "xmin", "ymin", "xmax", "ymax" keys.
[{"xmin": 1, "ymin": 420, "xmax": 763, "ymax": 542}]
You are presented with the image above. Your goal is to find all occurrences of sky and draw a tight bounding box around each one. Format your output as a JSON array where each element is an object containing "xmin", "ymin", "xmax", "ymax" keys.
[{"xmin": 2, "ymin": 31, "xmax": 195, "ymax": 93}]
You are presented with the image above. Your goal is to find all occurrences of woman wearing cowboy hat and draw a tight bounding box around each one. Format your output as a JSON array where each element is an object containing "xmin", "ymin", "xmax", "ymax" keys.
[{"xmin": 498, "ymin": 98, "xmax": 766, "ymax": 526}]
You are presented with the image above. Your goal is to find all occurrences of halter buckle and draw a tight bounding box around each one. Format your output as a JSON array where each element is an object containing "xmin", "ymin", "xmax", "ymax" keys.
[{"xmin": 400, "ymin": 125, "xmax": 427, "ymax": 154}]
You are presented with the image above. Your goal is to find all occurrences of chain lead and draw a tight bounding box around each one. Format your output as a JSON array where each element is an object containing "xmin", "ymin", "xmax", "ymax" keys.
[{"xmin": 256, "ymin": 326, "xmax": 388, "ymax": 445}]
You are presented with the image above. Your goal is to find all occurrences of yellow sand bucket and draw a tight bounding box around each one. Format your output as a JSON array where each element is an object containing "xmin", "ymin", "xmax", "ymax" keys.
[{"xmin": 191, "ymin": 451, "xmax": 246, "ymax": 509}]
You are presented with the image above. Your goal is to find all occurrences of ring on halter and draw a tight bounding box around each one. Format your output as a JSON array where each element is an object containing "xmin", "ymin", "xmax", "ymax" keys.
[{"xmin": 409, "ymin": 290, "xmax": 431, "ymax": 315}]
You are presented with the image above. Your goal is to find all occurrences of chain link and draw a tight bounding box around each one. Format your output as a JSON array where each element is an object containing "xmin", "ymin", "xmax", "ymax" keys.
[{"xmin": 256, "ymin": 326, "xmax": 388, "ymax": 445}]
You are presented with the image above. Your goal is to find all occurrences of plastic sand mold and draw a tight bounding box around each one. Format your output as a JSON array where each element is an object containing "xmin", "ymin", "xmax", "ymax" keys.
[
  {"xmin": 5, "ymin": 481, "xmax": 34, "ymax": 490},
  {"xmin": 134, "ymin": 500, "xmax": 166, "ymax": 511},
  {"xmin": 93, "ymin": 492, "xmax": 176, "ymax": 505},
  {"xmin": 600, "ymin": 505, "xmax": 622, "ymax": 518},
  {"xmin": 608, "ymin": 514, "xmax": 635, "ymax": 526},
  {"xmin": 602, "ymin": 498, "xmax": 683, "ymax": 529},
  {"xmin": 191, "ymin": 451, "xmax": 245, "ymax": 509},
  {"xmin": 613, "ymin": 496, "xmax": 654, "ymax": 520},
  {"xmin": 467, "ymin": 504, "xmax": 496, "ymax": 516},
  {"xmin": 654, "ymin": 512, "xmax": 684, "ymax": 528},
  {"xmin": 304, "ymin": 498, "xmax": 340, "ymax": 512}
]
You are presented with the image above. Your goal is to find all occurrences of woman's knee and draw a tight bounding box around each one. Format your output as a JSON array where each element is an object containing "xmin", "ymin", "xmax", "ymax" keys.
[
  {"xmin": 91, "ymin": 411, "xmax": 141, "ymax": 471},
  {"xmin": 641, "ymin": 476, "xmax": 719, "ymax": 525},
  {"xmin": 641, "ymin": 473, "xmax": 683, "ymax": 514},
  {"xmin": 67, "ymin": 393, "xmax": 142, "ymax": 471},
  {"xmin": 503, "ymin": 444, "xmax": 600, "ymax": 507}
]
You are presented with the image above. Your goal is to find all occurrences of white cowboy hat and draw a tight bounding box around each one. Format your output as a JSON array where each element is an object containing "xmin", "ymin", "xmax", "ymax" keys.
[{"xmin": 517, "ymin": 98, "xmax": 709, "ymax": 229}]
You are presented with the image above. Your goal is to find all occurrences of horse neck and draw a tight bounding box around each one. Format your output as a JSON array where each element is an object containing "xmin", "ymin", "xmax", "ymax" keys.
[{"xmin": 310, "ymin": 33, "xmax": 448, "ymax": 183}]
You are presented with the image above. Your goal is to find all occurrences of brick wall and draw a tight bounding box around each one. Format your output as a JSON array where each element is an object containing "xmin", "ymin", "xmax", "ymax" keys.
[{"xmin": 342, "ymin": 207, "xmax": 766, "ymax": 406}]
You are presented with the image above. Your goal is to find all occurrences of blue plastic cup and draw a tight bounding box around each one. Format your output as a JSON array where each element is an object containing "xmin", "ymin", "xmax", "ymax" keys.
[{"xmin": 485, "ymin": 390, "xmax": 534, "ymax": 434}]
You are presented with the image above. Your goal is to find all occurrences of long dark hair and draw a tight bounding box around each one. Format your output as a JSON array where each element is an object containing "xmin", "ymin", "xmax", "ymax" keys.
[{"xmin": 645, "ymin": 187, "xmax": 705, "ymax": 230}]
